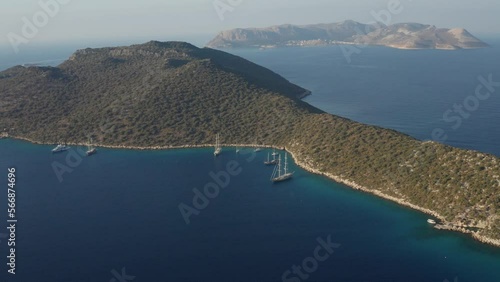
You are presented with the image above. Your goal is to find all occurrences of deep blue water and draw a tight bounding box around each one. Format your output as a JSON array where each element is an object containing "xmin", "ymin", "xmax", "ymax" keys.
[
  {"xmin": 1, "ymin": 41, "xmax": 500, "ymax": 281},
  {"xmin": 229, "ymin": 41, "xmax": 500, "ymax": 157},
  {"xmin": 0, "ymin": 139, "xmax": 500, "ymax": 282}
]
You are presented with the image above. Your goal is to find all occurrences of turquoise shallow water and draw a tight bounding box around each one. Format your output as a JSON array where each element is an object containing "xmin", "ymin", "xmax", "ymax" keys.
[{"xmin": 0, "ymin": 139, "xmax": 499, "ymax": 282}]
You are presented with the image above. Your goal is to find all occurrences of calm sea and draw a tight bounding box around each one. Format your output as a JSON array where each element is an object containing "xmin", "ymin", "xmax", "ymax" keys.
[
  {"xmin": 230, "ymin": 40, "xmax": 500, "ymax": 157},
  {"xmin": 0, "ymin": 139, "xmax": 499, "ymax": 282},
  {"xmin": 1, "ymin": 40, "xmax": 500, "ymax": 281}
]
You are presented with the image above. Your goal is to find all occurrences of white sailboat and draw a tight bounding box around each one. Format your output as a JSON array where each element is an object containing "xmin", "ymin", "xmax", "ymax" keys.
[
  {"xmin": 86, "ymin": 137, "xmax": 97, "ymax": 156},
  {"xmin": 253, "ymin": 139, "xmax": 262, "ymax": 152},
  {"xmin": 214, "ymin": 134, "xmax": 222, "ymax": 156},
  {"xmin": 270, "ymin": 152, "xmax": 294, "ymax": 182},
  {"xmin": 271, "ymin": 148, "xmax": 279, "ymax": 157},
  {"xmin": 52, "ymin": 143, "xmax": 70, "ymax": 153},
  {"xmin": 264, "ymin": 151, "xmax": 278, "ymax": 165}
]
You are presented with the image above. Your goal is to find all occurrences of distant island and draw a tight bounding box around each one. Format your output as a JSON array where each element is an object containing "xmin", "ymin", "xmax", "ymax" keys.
[
  {"xmin": 207, "ymin": 20, "xmax": 489, "ymax": 50},
  {"xmin": 0, "ymin": 41, "xmax": 498, "ymax": 247}
]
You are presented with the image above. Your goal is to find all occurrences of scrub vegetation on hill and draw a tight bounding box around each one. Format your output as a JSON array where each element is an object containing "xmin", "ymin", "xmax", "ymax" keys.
[{"xmin": 0, "ymin": 41, "xmax": 498, "ymax": 243}]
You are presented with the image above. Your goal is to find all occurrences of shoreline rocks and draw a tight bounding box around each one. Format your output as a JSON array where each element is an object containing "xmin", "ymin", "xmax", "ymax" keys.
[{"xmin": 4, "ymin": 135, "xmax": 500, "ymax": 248}]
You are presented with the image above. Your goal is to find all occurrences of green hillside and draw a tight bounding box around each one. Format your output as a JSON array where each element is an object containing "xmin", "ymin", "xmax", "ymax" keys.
[{"xmin": 0, "ymin": 41, "xmax": 498, "ymax": 245}]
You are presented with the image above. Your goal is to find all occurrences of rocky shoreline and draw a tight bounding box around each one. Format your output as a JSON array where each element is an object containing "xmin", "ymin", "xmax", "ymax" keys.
[
  {"xmin": 286, "ymin": 149, "xmax": 500, "ymax": 248},
  {"xmin": 3, "ymin": 135, "xmax": 500, "ymax": 248},
  {"xmin": 5, "ymin": 135, "xmax": 277, "ymax": 151}
]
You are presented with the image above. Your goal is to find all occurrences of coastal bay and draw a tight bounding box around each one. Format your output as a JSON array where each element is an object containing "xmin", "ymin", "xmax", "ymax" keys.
[
  {"xmin": 1, "ymin": 41, "xmax": 499, "ymax": 248},
  {"xmin": 1, "ymin": 138, "xmax": 500, "ymax": 282},
  {"xmin": 7, "ymin": 133, "xmax": 500, "ymax": 248}
]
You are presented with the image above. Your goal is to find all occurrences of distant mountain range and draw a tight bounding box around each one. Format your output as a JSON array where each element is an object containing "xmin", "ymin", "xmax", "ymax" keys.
[{"xmin": 207, "ymin": 20, "xmax": 489, "ymax": 50}]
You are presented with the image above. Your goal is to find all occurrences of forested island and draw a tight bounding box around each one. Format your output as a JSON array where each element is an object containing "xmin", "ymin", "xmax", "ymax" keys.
[{"xmin": 0, "ymin": 41, "xmax": 498, "ymax": 246}]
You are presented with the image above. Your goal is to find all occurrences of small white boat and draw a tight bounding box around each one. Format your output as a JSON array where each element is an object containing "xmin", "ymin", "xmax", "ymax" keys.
[
  {"xmin": 52, "ymin": 144, "xmax": 70, "ymax": 153},
  {"xmin": 254, "ymin": 148, "xmax": 262, "ymax": 152},
  {"xmin": 214, "ymin": 134, "xmax": 222, "ymax": 156},
  {"xmin": 264, "ymin": 152, "xmax": 278, "ymax": 166},
  {"xmin": 427, "ymin": 219, "xmax": 436, "ymax": 224},
  {"xmin": 86, "ymin": 137, "xmax": 97, "ymax": 156}
]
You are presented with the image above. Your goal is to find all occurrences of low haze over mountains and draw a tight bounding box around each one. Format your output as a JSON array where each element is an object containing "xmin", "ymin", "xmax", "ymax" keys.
[{"xmin": 207, "ymin": 20, "xmax": 489, "ymax": 50}]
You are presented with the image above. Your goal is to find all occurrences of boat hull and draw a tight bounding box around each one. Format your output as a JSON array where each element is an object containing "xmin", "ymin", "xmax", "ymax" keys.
[
  {"xmin": 272, "ymin": 173, "xmax": 294, "ymax": 183},
  {"xmin": 264, "ymin": 160, "xmax": 278, "ymax": 166},
  {"xmin": 52, "ymin": 147, "xmax": 70, "ymax": 154},
  {"xmin": 86, "ymin": 149, "xmax": 97, "ymax": 156}
]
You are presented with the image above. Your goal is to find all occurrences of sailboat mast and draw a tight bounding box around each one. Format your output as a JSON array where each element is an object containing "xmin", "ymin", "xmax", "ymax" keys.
[
  {"xmin": 284, "ymin": 153, "xmax": 288, "ymax": 174},
  {"xmin": 278, "ymin": 154, "xmax": 282, "ymax": 177}
]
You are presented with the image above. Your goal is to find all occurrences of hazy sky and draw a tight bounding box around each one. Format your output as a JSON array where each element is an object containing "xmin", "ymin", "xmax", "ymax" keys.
[{"xmin": 1, "ymin": 0, "xmax": 499, "ymax": 49}]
